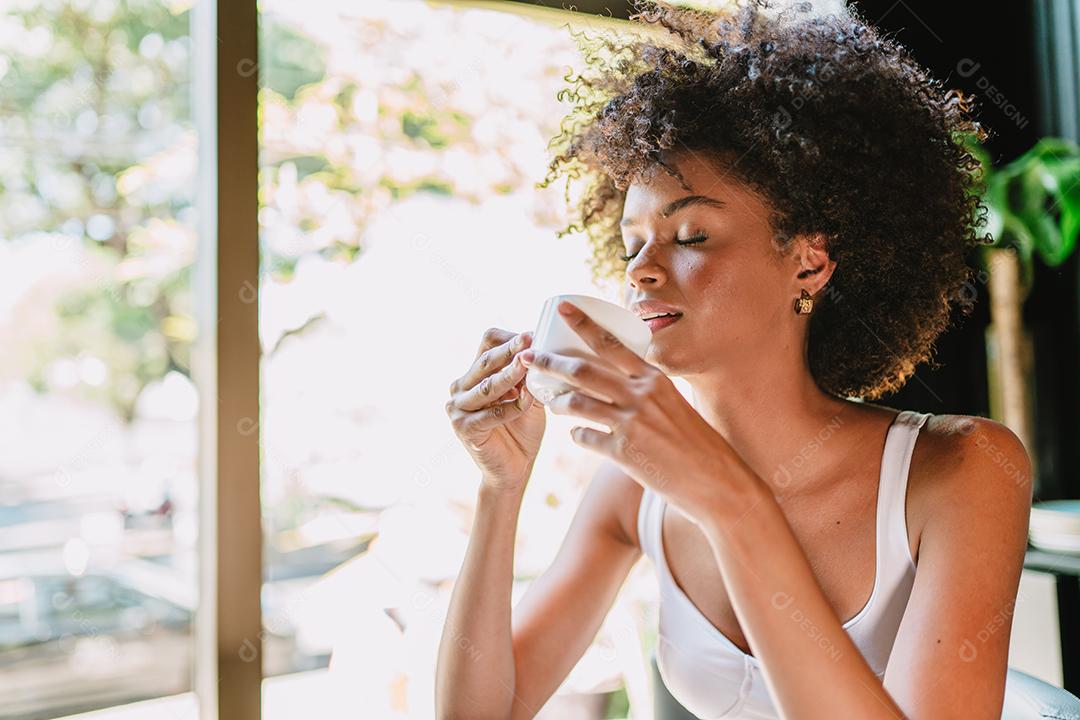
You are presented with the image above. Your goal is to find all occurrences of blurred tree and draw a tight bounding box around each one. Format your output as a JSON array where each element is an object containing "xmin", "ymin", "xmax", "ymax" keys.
[
  {"xmin": 2, "ymin": 1, "xmax": 559, "ymax": 421},
  {"xmin": 0, "ymin": 0, "xmax": 194, "ymax": 421}
]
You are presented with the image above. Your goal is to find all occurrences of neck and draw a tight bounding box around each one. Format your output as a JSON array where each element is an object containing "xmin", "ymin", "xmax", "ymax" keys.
[{"xmin": 683, "ymin": 355, "xmax": 859, "ymax": 495}]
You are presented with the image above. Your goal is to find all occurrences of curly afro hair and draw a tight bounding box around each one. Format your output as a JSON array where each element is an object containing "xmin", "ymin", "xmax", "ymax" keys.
[{"xmin": 538, "ymin": 0, "xmax": 992, "ymax": 400}]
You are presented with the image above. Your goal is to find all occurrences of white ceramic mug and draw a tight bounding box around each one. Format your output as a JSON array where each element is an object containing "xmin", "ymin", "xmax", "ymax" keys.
[{"xmin": 525, "ymin": 293, "xmax": 651, "ymax": 405}]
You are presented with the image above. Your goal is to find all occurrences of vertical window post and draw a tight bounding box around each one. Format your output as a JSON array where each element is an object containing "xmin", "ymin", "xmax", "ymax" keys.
[{"xmin": 193, "ymin": 0, "xmax": 262, "ymax": 718}]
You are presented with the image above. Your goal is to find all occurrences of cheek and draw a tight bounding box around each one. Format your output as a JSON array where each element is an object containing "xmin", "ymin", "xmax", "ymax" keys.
[{"xmin": 681, "ymin": 252, "xmax": 779, "ymax": 318}]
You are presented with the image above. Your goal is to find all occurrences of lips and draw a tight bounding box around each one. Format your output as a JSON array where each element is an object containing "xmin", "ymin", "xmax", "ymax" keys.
[
  {"xmin": 643, "ymin": 314, "xmax": 682, "ymax": 332},
  {"xmin": 631, "ymin": 300, "xmax": 684, "ymax": 320}
]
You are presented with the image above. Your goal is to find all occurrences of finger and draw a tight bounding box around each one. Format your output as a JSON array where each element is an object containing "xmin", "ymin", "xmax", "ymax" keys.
[
  {"xmin": 457, "ymin": 349, "xmax": 530, "ymax": 412},
  {"xmin": 570, "ymin": 425, "xmax": 616, "ymax": 454},
  {"xmin": 447, "ymin": 387, "xmax": 527, "ymax": 424},
  {"xmin": 548, "ymin": 390, "xmax": 624, "ymax": 429},
  {"xmin": 556, "ymin": 301, "xmax": 651, "ymax": 377},
  {"xmin": 459, "ymin": 395, "xmax": 534, "ymax": 434},
  {"xmin": 451, "ymin": 329, "xmax": 532, "ymax": 396},
  {"xmin": 476, "ymin": 327, "xmax": 516, "ymax": 360},
  {"xmin": 522, "ymin": 349, "xmax": 629, "ymax": 406}
]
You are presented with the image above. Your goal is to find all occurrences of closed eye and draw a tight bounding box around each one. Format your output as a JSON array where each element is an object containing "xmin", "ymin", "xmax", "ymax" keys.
[{"xmin": 620, "ymin": 233, "xmax": 708, "ymax": 263}]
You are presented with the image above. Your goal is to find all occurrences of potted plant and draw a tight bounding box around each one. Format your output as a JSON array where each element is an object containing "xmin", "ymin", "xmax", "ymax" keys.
[{"xmin": 969, "ymin": 135, "xmax": 1080, "ymax": 481}]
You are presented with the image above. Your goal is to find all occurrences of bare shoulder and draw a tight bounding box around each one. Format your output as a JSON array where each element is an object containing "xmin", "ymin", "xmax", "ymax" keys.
[
  {"xmin": 907, "ymin": 413, "xmax": 1034, "ymax": 563},
  {"xmin": 910, "ymin": 413, "xmax": 1033, "ymax": 491},
  {"xmin": 583, "ymin": 459, "xmax": 646, "ymax": 551}
]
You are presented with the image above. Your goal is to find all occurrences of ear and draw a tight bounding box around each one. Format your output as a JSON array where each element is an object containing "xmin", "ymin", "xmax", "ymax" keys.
[{"xmin": 792, "ymin": 232, "xmax": 836, "ymax": 296}]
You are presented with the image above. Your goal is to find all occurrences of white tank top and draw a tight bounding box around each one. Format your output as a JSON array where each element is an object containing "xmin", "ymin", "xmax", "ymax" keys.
[{"xmin": 636, "ymin": 409, "xmax": 932, "ymax": 719}]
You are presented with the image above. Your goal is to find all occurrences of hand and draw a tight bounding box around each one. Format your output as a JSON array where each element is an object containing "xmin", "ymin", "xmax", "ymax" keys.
[
  {"xmin": 446, "ymin": 327, "xmax": 546, "ymax": 493},
  {"xmin": 522, "ymin": 300, "xmax": 742, "ymax": 526}
]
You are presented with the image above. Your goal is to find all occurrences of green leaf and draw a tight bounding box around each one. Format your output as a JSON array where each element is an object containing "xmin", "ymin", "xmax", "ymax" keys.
[
  {"xmin": 983, "ymin": 172, "xmax": 1007, "ymax": 243},
  {"xmin": 984, "ymin": 140, "xmax": 1080, "ymax": 268},
  {"xmin": 1023, "ymin": 208, "xmax": 1072, "ymax": 266},
  {"xmin": 1061, "ymin": 183, "xmax": 1080, "ymax": 252},
  {"xmin": 1024, "ymin": 137, "xmax": 1080, "ymax": 164},
  {"xmin": 1025, "ymin": 157, "xmax": 1080, "ymax": 264}
]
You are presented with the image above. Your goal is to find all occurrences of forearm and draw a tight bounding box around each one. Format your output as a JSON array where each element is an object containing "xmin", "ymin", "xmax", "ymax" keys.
[
  {"xmin": 700, "ymin": 461, "xmax": 905, "ymax": 719},
  {"xmin": 435, "ymin": 480, "xmax": 526, "ymax": 720}
]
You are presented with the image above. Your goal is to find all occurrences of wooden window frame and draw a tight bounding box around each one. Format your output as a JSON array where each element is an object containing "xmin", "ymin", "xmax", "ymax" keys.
[{"xmin": 192, "ymin": 0, "xmax": 262, "ymax": 718}]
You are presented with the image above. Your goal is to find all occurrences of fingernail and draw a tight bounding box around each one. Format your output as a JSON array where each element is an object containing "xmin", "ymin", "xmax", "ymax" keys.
[{"xmin": 521, "ymin": 350, "xmax": 534, "ymax": 364}]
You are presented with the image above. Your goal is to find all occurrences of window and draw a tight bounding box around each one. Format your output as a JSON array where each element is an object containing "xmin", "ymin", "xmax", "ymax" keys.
[
  {"xmin": 1, "ymin": 1, "xmax": 652, "ymax": 718},
  {"xmin": 0, "ymin": 1, "xmax": 199, "ymax": 716}
]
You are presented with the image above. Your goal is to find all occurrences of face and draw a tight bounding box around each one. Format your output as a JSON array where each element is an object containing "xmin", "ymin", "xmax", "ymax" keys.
[{"xmin": 620, "ymin": 149, "xmax": 825, "ymax": 377}]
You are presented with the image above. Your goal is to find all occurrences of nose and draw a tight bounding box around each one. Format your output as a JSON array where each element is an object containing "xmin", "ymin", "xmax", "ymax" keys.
[{"xmin": 625, "ymin": 242, "xmax": 668, "ymax": 289}]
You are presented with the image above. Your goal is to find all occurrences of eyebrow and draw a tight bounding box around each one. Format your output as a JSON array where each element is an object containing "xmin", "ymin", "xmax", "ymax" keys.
[{"xmin": 620, "ymin": 194, "xmax": 726, "ymax": 227}]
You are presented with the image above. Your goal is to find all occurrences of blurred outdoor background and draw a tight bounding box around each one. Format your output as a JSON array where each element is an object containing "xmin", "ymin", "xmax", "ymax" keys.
[{"xmin": 2, "ymin": 0, "xmax": 1079, "ymax": 719}]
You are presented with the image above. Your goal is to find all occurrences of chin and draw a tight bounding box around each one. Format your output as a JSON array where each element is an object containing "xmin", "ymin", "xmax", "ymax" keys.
[{"xmin": 644, "ymin": 345, "xmax": 683, "ymax": 376}]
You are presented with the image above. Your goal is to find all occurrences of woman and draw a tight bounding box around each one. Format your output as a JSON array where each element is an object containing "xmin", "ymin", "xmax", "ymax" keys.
[{"xmin": 437, "ymin": 1, "xmax": 1033, "ymax": 718}]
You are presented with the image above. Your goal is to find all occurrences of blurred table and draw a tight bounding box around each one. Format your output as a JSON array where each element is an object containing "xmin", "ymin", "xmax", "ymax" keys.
[{"xmin": 1024, "ymin": 548, "xmax": 1080, "ymax": 694}]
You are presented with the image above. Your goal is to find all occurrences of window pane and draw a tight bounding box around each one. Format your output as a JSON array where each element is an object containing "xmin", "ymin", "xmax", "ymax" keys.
[
  {"xmin": 257, "ymin": 2, "xmax": 654, "ymax": 718},
  {"xmin": 0, "ymin": 1, "xmax": 198, "ymax": 717}
]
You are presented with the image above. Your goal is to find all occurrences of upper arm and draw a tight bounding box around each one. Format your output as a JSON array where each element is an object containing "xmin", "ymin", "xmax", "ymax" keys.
[
  {"xmin": 884, "ymin": 417, "xmax": 1034, "ymax": 719},
  {"xmin": 508, "ymin": 460, "xmax": 644, "ymax": 720}
]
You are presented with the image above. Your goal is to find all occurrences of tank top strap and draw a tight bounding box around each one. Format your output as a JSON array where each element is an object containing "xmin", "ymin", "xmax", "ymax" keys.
[
  {"xmin": 636, "ymin": 483, "xmax": 658, "ymax": 559},
  {"xmin": 877, "ymin": 410, "xmax": 932, "ymax": 572}
]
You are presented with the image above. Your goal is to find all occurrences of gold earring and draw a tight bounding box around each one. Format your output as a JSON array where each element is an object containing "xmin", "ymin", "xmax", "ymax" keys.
[{"xmin": 793, "ymin": 288, "xmax": 813, "ymax": 315}]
